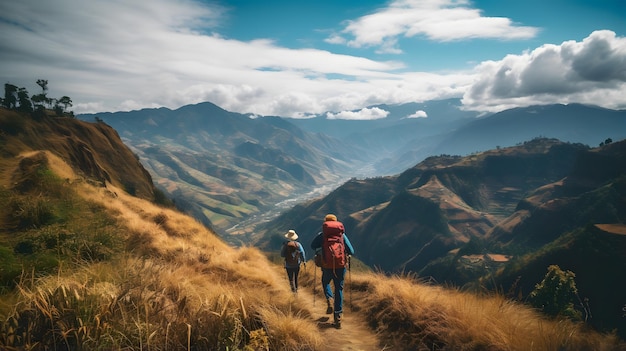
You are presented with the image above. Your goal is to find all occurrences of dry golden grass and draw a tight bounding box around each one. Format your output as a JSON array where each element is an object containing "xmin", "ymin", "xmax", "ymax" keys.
[
  {"xmin": 256, "ymin": 306, "xmax": 322, "ymax": 350},
  {"xmin": 1, "ymin": 152, "xmax": 323, "ymax": 350},
  {"xmin": 337, "ymin": 272, "xmax": 622, "ymax": 351}
]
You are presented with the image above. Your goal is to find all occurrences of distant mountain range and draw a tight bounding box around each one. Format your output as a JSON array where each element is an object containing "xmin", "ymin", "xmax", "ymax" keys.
[
  {"xmin": 288, "ymin": 99, "xmax": 626, "ymax": 174},
  {"xmin": 79, "ymin": 100, "xmax": 626, "ymax": 243}
]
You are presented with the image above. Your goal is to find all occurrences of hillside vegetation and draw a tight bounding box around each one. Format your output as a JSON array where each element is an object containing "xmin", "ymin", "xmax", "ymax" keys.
[{"xmin": 0, "ymin": 109, "xmax": 623, "ymax": 350}]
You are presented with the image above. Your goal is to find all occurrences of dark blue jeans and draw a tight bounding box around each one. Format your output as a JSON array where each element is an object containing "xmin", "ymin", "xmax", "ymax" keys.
[
  {"xmin": 286, "ymin": 266, "xmax": 300, "ymax": 292},
  {"xmin": 321, "ymin": 267, "xmax": 346, "ymax": 315}
]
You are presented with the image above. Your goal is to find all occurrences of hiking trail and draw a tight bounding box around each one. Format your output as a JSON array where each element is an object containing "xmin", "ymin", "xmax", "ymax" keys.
[{"xmin": 295, "ymin": 266, "xmax": 386, "ymax": 351}]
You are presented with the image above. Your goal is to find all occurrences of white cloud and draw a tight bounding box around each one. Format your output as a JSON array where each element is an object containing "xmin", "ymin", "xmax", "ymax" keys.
[
  {"xmin": 463, "ymin": 30, "xmax": 626, "ymax": 112},
  {"xmin": 407, "ymin": 110, "xmax": 428, "ymax": 118},
  {"xmin": 324, "ymin": 34, "xmax": 347, "ymax": 45},
  {"xmin": 330, "ymin": 0, "xmax": 539, "ymax": 52},
  {"xmin": 326, "ymin": 107, "xmax": 390, "ymax": 120},
  {"xmin": 0, "ymin": 0, "xmax": 412, "ymax": 117},
  {"xmin": 0, "ymin": 1, "xmax": 623, "ymax": 119}
]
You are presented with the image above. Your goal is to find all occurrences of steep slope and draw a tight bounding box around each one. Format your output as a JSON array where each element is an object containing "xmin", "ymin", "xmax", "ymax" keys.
[
  {"xmin": 487, "ymin": 224, "xmax": 626, "ymax": 340},
  {"xmin": 0, "ymin": 107, "xmax": 375, "ymax": 350},
  {"xmin": 472, "ymin": 140, "xmax": 626, "ymax": 337},
  {"xmin": 0, "ymin": 108, "xmax": 155, "ymax": 200},
  {"xmin": 79, "ymin": 102, "xmax": 370, "ymax": 238}
]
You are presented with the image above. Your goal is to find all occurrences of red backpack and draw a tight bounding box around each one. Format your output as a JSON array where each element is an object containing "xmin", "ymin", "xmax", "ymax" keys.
[{"xmin": 321, "ymin": 221, "xmax": 346, "ymax": 269}]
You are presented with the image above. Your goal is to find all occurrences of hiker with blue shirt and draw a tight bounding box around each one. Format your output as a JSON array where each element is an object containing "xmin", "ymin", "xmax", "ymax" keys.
[
  {"xmin": 281, "ymin": 229, "xmax": 306, "ymax": 293},
  {"xmin": 311, "ymin": 214, "xmax": 355, "ymax": 329}
]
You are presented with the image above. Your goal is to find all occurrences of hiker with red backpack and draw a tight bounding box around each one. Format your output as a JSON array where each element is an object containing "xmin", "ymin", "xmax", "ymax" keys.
[
  {"xmin": 310, "ymin": 214, "xmax": 355, "ymax": 329},
  {"xmin": 281, "ymin": 229, "xmax": 306, "ymax": 293}
]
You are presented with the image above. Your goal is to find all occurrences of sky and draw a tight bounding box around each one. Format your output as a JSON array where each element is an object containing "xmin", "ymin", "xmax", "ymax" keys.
[{"xmin": 0, "ymin": 0, "xmax": 625, "ymax": 119}]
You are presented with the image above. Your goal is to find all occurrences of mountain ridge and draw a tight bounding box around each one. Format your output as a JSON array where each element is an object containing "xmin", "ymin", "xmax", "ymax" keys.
[{"xmin": 0, "ymin": 108, "xmax": 155, "ymax": 200}]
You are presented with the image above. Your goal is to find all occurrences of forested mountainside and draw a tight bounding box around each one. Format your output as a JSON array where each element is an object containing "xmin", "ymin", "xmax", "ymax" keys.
[{"xmin": 257, "ymin": 137, "xmax": 626, "ymax": 338}]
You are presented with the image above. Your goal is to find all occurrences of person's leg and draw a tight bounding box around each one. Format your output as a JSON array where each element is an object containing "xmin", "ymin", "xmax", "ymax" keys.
[
  {"xmin": 293, "ymin": 265, "xmax": 301, "ymax": 292},
  {"xmin": 332, "ymin": 268, "xmax": 346, "ymax": 327},
  {"xmin": 286, "ymin": 267, "xmax": 297, "ymax": 292},
  {"xmin": 321, "ymin": 268, "xmax": 333, "ymax": 299},
  {"xmin": 321, "ymin": 268, "xmax": 334, "ymax": 313}
]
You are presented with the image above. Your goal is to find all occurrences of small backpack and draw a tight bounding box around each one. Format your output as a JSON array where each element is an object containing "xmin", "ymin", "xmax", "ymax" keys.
[
  {"xmin": 314, "ymin": 249, "xmax": 323, "ymax": 267},
  {"xmin": 321, "ymin": 221, "xmax": 346, "ymax": 269},
  {"xmin": 285, "ymin": 241, "xmax": 301, "ymax": 266}
]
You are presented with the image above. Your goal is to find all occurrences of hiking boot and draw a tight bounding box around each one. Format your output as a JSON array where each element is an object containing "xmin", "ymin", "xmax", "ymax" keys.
[
  {"xmin": 334, "ymin": 313, "xmax": 342, "ymax": 329},
  {"xmin": 326, "ymin": 298, "xmax": 333, "ymax": 314}
]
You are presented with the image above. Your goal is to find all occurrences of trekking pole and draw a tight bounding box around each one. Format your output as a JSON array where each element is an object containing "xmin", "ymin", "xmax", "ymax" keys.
[
  {"xmin": 348, "ymin": 255, "xmax": 352, "ymax": 311},
  {"xmin": 313, "ymin": 264, "xmax": 317, "ymax": 306}
]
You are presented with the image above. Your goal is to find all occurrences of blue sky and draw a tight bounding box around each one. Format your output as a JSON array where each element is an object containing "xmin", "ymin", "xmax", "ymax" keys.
[{"xmin": 0, "ymin": 0, "xmax": 625, "ymax": 118}]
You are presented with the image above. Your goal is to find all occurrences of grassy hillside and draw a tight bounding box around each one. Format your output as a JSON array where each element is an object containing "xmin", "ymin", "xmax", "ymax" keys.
[
  {"xmin": 0, "ymin": 145, "xmax": 321, "ymax": 350},
  {"xmin": 0, "ymin": 109, "xmax": 623, "ymax": 350},
  {"xmin": 322, "ymin": 272, "xmax": 622, "ymax": 351}
]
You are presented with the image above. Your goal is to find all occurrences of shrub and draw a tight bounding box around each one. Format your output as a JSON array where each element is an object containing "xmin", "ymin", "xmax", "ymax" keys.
[
  {"xmin": 0, "ymin": 246, "xmax": 22, "ymax": 290},
  {"xmin": 528, "ymin": 265, "xmax": 583, "ymax": 320},
  {"xmin": 153, "ymin": 187, "xmax": 175, "ymax": 207},
  {"xmin": 9, "ymin": 196, "xmax": 56, "ymax": 229}
]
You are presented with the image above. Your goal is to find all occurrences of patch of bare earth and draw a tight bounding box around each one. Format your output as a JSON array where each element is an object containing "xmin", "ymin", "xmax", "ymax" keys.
[{"xmin": 595, "ymin": 223, "xmax": 626, "ymax": 235}]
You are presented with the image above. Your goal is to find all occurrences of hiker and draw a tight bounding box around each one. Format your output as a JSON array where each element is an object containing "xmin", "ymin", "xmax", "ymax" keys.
[
  {"xmin": 310, "ymin": 214, "xmax": 355, "ymax": 329},
  {"xmin": 281, "ymin": 229, "xmax": 306, "ymax": 293}
]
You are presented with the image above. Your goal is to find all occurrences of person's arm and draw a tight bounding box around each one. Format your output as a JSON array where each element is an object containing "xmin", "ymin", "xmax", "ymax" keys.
[
  {"xmin": 298, "ymin": 242, "xmax": 306, "ymax": 261},
  {"xmin": 280, "ymin": 242, "xmax": 286, "ymax": 257},
  {"xmin": 310, "ymin": 232, "xmax": 322, "ymax": 250},
  {"xmin": 343, "ymin": 234, "xmax": 355, "ymax": 256}
]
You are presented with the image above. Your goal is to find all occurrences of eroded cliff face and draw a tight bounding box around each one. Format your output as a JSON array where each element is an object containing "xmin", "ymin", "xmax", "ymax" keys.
[{"xmin": 0, "ymin": 108, "xmax": 155, "ymax": 200}]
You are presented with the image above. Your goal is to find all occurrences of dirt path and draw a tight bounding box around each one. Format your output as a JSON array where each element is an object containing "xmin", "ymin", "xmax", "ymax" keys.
[
  {"xmin": 295, "ymin": 268, "xmax": 386, "ymax": 351},
  {"xmin": 309, "ymin": 297, "xmax": 385, "ymax": 351}
]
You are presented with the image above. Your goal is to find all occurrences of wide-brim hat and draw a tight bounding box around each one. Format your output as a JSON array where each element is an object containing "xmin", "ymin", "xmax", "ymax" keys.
[{"xmin": 285, "ymin": 229, "xmax": 298, "ymax": 240}]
